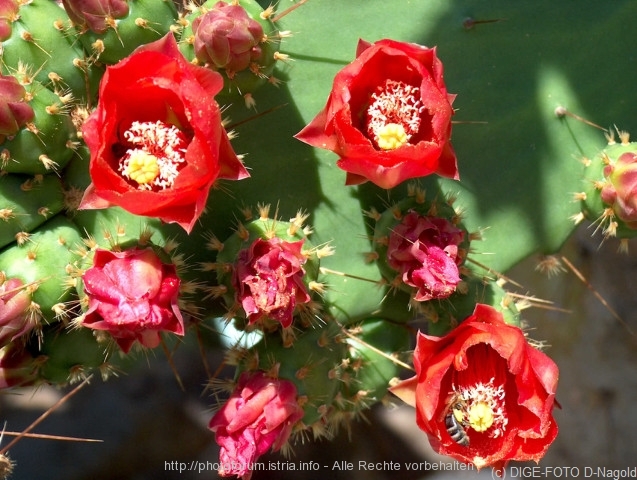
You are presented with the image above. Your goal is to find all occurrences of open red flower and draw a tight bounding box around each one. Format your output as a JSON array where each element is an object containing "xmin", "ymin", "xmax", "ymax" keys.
[
  {"xmin": 209, "ymin": 371, "xmax": 304, "ymax": 479},
  {"xmin": 390, "ymin": 304, "xmax": 558, "ymax": 470},
  {"xmin": 80, "ymin": 247, "xmax": 184, "ymax": 353},
  {"xmin": 387, "ymin": 211, "xmax": 465, "ymax": 301},
  {"xmin": 79, "ymin": 34, "xmax": 249, "ymax": 233},
  {"xmin": 233, "ymin": 237, "xmax": 310, "ymax": 328},
  {"xmin": 295, "ymin": 38, "xmax": 457, "ymax": 189}
]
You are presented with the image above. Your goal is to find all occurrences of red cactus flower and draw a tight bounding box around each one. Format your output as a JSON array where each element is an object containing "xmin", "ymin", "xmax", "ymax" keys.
[
  {"xmin": 390, "ymin": 304, "xmax": 559, "ymax": 470},
  {"xmin": 209, "ymin": 371, "xmax": 304, "ymax": 480},
  {"xmin": 78, "ymin": 34, "xmax": 249, "ymax": 233},
  {"xmin": 192, "ymin": 1, "xmax": 264, "ymax": 75},
  {"xmin": 295, "ymin": 38, "xmax": 457, "ymax": 189},
  {"xmin": 0, "ymin": 277, "xmax": 36, "ymax": 347},
  {"xmin": 80, "ymin": 247, "xmax": 184, "ymax": 353},
  {"xmin": 600, "ymin": 151, "xmax": 637, "ymax": 227},
  {"xmin": 387, "ymin": 211, "xmax": 465, "ymax": 301},
  {"xmin": 233, "ymin": 237, "xmax": 310, "ymax": 328}
]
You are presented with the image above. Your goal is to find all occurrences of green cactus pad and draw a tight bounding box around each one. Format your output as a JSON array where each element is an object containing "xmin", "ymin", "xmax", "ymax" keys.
[
  {"xmin": 344, "ymin": 318, "xmax": 411, "ymax": 404},
  {"xmin": 236, "ymin": 323, "xmax": 348, "ymax": 427},
  {"xmin": 1, "ymin": 79, "xmax": 77, "ymax": 175},
  {"xmin": 32, "ymin": 323, "xmax": 111, "ymax": 385},
  {"xmin": 0, "ymin": 0, "xmax": 102, "ymax": 102},
  {"xmin": 0, "ymin": 173, "xmax": 65, "ymax": 250},
  {"xmin": 0, "ymin": 215, "xmax": 84, "ymax": 322}
]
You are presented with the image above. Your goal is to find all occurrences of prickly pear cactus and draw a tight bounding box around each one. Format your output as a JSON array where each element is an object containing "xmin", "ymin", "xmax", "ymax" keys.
[{"xmin": 1, "ymin": 0, "xmax": 636, "ymax": 477}]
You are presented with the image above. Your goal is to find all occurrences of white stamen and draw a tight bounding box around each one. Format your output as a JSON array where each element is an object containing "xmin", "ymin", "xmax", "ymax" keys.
[
  {"xmin": 118, "ymin": 121, "xmax": 188, "ymax": 191},
  {"xmin": 366, "ymin": 79, "xmax": 425, "ymax": 148}
]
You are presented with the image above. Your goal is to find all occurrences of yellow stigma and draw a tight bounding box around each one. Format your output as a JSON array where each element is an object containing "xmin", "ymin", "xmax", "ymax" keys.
[
  {"xmin": 375, "ymin": 123, "xmax": 408, "ymax": 150},
  {"xmin": 124, "ymin": 151, "xmax": 160, "ymax": 185},
  {"xmin": 467, "ymin": 401, "xmax": 494, "ymax": 432}
]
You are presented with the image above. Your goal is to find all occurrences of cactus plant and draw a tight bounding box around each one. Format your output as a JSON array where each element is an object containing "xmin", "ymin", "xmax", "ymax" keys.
[{"xmin": 1, "ymin": 0, "xmax": 636, "ymax": 477}]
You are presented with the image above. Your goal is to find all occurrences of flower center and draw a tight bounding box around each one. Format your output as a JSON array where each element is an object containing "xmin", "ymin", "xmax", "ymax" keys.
[
  {"xmin": 118, "ymin": 121, "xmax": 188, "ymax": 191},
  {"xmin": 454, "ymin": 379, "xmax": 508, "ymax": 438},
  {"xmin": 467, "ymin": 401, "xmax": 494, "ymax": 432},
  {"xmin": 365, "ymin": 79, "xmax": 424, "ymax": 150}
]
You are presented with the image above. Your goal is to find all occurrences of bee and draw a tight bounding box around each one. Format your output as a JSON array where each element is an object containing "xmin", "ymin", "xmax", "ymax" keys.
[{"xmin": 443, "ymin": 393, "xmax": 470, "ymax": 447}]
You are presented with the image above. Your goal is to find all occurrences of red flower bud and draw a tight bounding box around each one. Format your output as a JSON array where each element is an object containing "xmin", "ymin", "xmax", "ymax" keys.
[
  {"xmin": 80, "ymin": 247, "xmax": 184, "ymax": 353},
  {"xmin": 600, "ymin": 151, "xmax": 637, "ymax": 227},
  {"xmin": 296, "ymin": 39, "xmax": 458, "ymax": 189},
  {"xmin": 61, "ymin": 0, "xmax": 129, "ymax": 33},
  {"xmin": 233, "ymin": 237, "xmax": 310, "ymax": 328},
  {"xmin": 0, "ymin": 277, "xmax": 35, "ymax": 347},
  {"xmin": 0, "ymin": 74, "xmax": 34, "ymax": 144},
  {"xmin": 192, "ymin": 1, "xmax": 264, "ymax": 74},
  {"xmin": 209, "ymin": 371, "xmax": 304, "ymax": 479},
  {"xmin": 78, "ymin": 34, "xmax": 249, "ymax": 232},
  {"xmin": 0, "ymin": 0, "xmax": 19, "ymax": 42},
  {"xmin": 390, "ymin": 304, "xmax": 559, "ymax": 469},
  {"xmin": 387, "ymin": 211, "xmax": 465, "ymax": 301}
]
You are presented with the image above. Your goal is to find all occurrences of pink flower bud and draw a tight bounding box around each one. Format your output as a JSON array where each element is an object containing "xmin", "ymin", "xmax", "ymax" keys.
[
  {"xmin": 0, "ymin": 74, "xmax": 34, "ymax": 143},
  {"xmin": 233, "ymin": 237, "xmax": 311, "ymax": 328},
  {"xmin": 192, "ymin": 1, "xmax": 264, "ymax": 74},
  {"xmin": 387, "ymin": 211, "xmax": 465, "ymax": 301},
  {"xmin": 600, "ymin": 152, "xmax": 637, "ymax": 227},
  {"xmin": 0, "ymin": 0, "xmax": 19, "ymax": 42},
  {"xmin": 61, "ymin": 0, "xmax": 129, "ymax": 33},
  {"xmin": 80, "ymin": 247, "xmax": 184, "ymax": 353},
  {"xmin": 0, "ymin": 277, "xmax": 35, "ymax": 347},
  {"xmin": 209, "ymin": 371, "xmax": 304, "ymax": 479}
]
